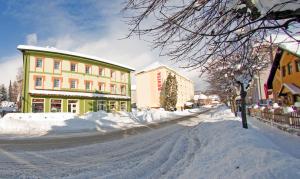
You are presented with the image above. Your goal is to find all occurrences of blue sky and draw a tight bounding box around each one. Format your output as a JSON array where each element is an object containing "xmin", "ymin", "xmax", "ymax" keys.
[
  {"xmin": 0, "ymin": 0, "xmax": 205, "ymax": 90},
  {"xmin": 0, "ymin": 0, "xmax": 118, "ymax": 57}
]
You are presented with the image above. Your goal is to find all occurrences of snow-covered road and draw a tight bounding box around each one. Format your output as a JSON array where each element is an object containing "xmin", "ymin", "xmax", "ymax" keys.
[
  {"xmin": 0, "ymin": 114, "xmax": 204, "ymax": 178},
  {"xmin": 0, "ymin": 106, "xmax": 299, "ymax": 178}
]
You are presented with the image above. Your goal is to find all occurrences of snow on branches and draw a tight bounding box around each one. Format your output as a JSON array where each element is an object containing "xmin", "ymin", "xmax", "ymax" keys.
[{"xmin": 123, "ymin": 0, "xmax": 299, "ymax": 74}]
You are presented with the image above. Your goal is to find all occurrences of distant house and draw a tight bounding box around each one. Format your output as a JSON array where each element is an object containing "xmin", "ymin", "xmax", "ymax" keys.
[
  {"xmin": 267, "ymin": 43, "xmax": 300, "ymax": 105},
  {"xmin": 18, "ymin": 45, "xmax": 134, "ymax": 114},
  {"xmin": 208, "ymin": 95, "xmax": 220, "ymax": 105},
  {"xmin": 194, "ymin": 94, "xmax": 209, "ymax": 106},
  {"xmin": 135, "ymin": 61, "xmax": 194, "ymax": 110}
]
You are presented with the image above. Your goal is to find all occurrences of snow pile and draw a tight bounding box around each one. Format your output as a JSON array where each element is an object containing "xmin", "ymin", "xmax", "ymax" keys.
[
  {"xmin": 179, "ymin": 107, "xmax": 300, "ymax": 178},
  {"xmin": 0, "ymin": 108, "xmax": 207, "ymax": 137}
]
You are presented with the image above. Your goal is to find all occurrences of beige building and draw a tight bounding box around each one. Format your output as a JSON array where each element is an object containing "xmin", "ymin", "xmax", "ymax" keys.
[{"xmin": 136, "ymin": 62, "xmax": 194, "ymax": 109}]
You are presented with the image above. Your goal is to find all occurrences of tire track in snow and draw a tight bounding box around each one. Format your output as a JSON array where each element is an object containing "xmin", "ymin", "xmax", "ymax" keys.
[{"xmin": 0, "ymin": 111, "xmax": 209, "ymax": 178}]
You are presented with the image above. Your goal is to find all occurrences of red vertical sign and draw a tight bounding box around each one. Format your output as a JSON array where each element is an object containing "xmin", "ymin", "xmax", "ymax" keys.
[{"xmin": 157, "ymin": 72, "xmax": 162, "ymax": 91}]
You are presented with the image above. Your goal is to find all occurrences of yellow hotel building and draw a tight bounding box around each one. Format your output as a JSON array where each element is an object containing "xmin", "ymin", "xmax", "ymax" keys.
[
  {"xmin": 136, "ymin": 62, "xmax": 194, "ymax": 109},
  {"xmin": 17, "ymin": 45, "xmax": 134, "ymax": 115}
]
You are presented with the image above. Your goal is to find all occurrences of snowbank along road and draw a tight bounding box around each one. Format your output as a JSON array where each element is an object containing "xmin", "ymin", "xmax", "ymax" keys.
[{"xmin": 0, "ymin": 106, "xmax": 299, "ymax": 178}]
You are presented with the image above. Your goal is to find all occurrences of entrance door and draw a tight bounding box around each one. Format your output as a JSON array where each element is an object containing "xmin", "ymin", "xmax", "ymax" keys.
[{"xmin": 68, "ymin": 100, "xmax": 78, "ymax": 113}]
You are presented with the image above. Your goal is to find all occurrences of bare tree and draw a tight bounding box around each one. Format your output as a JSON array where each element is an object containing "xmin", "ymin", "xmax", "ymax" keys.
[
  {"xmin": 123, "ymin": 0, "xmax": 299, "ymax": 73},
  {"xmin": 205, "ymin": 40, "xmax": 270, "ymax": 128}
]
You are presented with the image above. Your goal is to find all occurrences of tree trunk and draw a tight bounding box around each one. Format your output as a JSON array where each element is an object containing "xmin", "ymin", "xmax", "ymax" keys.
[{"xmin": 240, "ymin": 83, "xmax": 248, "ymax": 129}]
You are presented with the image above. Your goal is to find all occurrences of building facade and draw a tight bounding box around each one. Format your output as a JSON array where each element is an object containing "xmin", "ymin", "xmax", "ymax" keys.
[
  {"xmin": 135, "ymin": 62, "xmax": 194, "ymax": 109},
  {"xmin": 267, "ymin": 45, "xmax": 300, "ymax": 105},
  {"xmin": 18, "ymin": 45, "xmax": 134, "ymax": 115}
]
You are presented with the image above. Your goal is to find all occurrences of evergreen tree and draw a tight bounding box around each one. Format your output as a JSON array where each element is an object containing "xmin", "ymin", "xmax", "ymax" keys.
[
  {"xmin": 0, "ymin": 84, "xmax": 8, "ymax": 102},
  {"xmin": 11, "ymin": 81, "xmax": 19, "ymax": 102},
  {"xmin": 164, "ymin": 73, "xmax": 178, "ymax": 111},
  {"xmin": 8, "ymin": 80, "xmax": 12, "ymax": 101}
]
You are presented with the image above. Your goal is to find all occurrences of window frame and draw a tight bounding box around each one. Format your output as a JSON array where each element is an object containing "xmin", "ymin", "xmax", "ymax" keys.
[
  {"xmin": 97, "ymin": 100, "xmax": 107, "ymax": 111},
  {"xmin": 50, "ymin": 99, "xmax": 62, "ymax": 112},
  {"xmin": 120, "ymin": 101, "xmax": 127, "ymax": 111},
  {"xmin": 34, "ymin": 75, "xmax": 44, "ymax": 88},
  {"xmin": 110, "ymin": 84, "xmax": 116, "ymax": 94},
  {"xmin": 282, "ymin": 65, "xmax": 286, "ymax": 77},
  {"xmin": 296, "ymin": 59, "xmax": 300, "ymax": 72},
  {"xmin": 85, "ymin": 65, "xmax": 91, "ymax": 74},
  {"xmin": 85, "ymin": 80, "xmax": 93, "ymax": 91},
  {"xmin": 121, "ymin": 85, "xmax": 126, "ymax": 95},
  {"xmin": 70, "ymin": 62, "xmax": 78, "ymax": 72},
  {"xmin": 35, "ymin": 58, "xmax": 43, "ymax": 68},
  {"xmin": 69, "ymin": 79, "xmax": 78, "ymax": 89},
  {"xmin": 110, "ymin": 70, "xmax": 116, "ymax": 80},
  {"xmin": 99, "ymin": 67, "xmax": 105, "ymax": 76},
  {"xmin": 52, "ymin": 77, "xmax": 62, "ymax": 89},
  {"xmin": 32, "ymin": 98, "xmax": 45, "ymax": 113},
  {"xmin": 287, "ymin": 63, "xmax": 292, "ymax": 75},
  {"xmin": 98, "ymin": 82, "xmax": 105, "ymax": 92}
]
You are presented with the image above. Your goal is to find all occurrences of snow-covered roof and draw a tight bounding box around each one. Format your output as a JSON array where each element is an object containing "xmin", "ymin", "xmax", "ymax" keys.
[
  {"xmin": 29, "ymin": 90, "xmax": 131, "ymax": 99},
  {"xmin": 194, "ymin": 94, "xmax": 208, "ymax": 100},
  {"xmin": 136, "ymin": 61, "xmax": 192, "ymax": 82},
  {"xmin": 208, "ymin": 95, "xmax": 220, "ymax": 100},
  {"xmin": 269, "ymin": 34, "xmax": 300, "ymax": 57},
  {"xmin": 252, "ymin": 0, "xmax": 300, "ymax": 15},
  {"xmin": 281, "ymin": 83, "xmax": 300, "ymax": 95},
  {"xmin": 17, "ymin": 45, "xmax": 135, "ymax": 71}
]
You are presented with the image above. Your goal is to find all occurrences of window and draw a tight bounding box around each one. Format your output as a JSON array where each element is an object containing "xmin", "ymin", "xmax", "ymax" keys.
[
  {"xmin": 70, "ymin": 79, "xmax": 77, "ymax": 89},
  {"xmin": 109, "ymin": 101, "xmax": 117, "ymax": 112},
  {"xmin": 296, "ymin": 60, "xmax": 300, "ymax": 72},
  {"xmin": 110, "ymin": 84, "xmax": 116, "ymax": 94},
  {"xmin": 71, "ymin": 63, "xmax": 77, "ymax": 72},
  {"xmin": 32, "ymin": 98, "xmax": 44, "ymax": 113},
  {"xmin": 111, "ymin": 70, "xmax": 116, "ymax": 80},
  {"xmin": 51, "ymin": 99, "xmax": 62, "ymax": 112},
  {"xmin": 53, "ymin": 78, "xmax": 60, "ymax": 88},
  {"xmin": 99, "ymin": 83, "xmax": 105, "ymax": 91},
  {"xmin": 121, "ymin": 73, "xmax": 126, "ymax": 82},
  {"xmin": 121, "ymin": 85, "xmax": 126, "ymax": 95},
  {"xmin": 85, "ymin": 81, "xmax": 91, "ymax": 90},
  {"xmin": 120, "ymin": 101, "xmax": 127, "ymax": 111},
  {"xmin": 287, "ymin": 63, "xmax": 292, "ymax": 75},
  {"xmin": 97, "ymin": 100, "xmax": 107, "ymax": 111},
  {"xmin": 54, "ymin": 61, "xmax": 60, "ymax": 70},
  {"xmin": 35, "ymin": 77, "xmax": 42, "ymax": 87},
  {"xmin": 282, "ymin": 66, "xmax": 286, "ymax": 77},
  {"xmin": 99, "ymin": 67, "xmax": 105, "ymax": 76},
  {"xmin": 36, "ymin": 58, "xmax": 43, "ymax": 68},
  {"xmin": 85, "ymin": 65, "xmax": 91, "ymax": 74}
]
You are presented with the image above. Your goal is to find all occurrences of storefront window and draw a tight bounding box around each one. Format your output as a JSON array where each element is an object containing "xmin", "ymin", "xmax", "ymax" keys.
[
  {"xmin": 120, "ymin": 101, "xmax": 127, "ymax": 111},
  {"xmin": 32, "ymin": 98, "xmax": 44, "ymax": 113},
  {"xmin": 51, "ymin": 99, "xmax": 62, "ymax": 112},
  {"xmin": 97, "ymin": 100, "xmax": 107, "ymax": 111},
  {"xmin": 109, "ymin": 101, "xmax": 117, "ymax": 112}
]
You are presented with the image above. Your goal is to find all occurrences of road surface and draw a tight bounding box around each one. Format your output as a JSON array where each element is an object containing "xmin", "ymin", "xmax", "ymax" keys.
[{"xmin": 0, "ymin": 109, "xmax": 210, "ymax": 178}]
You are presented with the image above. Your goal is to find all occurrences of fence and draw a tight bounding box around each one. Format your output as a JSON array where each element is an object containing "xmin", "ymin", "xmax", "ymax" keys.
[{"xmin": 249, "ymin": 109, "xmax": 300, "ymax": 129}]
